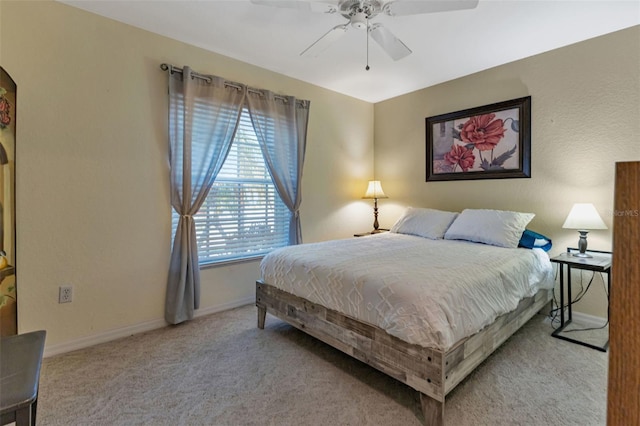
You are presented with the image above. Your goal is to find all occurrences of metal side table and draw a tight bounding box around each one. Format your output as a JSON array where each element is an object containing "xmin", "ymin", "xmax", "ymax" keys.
[{"xmin": 550, "ymin": 249, "xmax": 611, "ymax": 352}]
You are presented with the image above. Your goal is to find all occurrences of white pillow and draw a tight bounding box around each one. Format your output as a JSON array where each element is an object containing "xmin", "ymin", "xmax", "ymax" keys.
[
  {"xmin": 444, "ymin": 209, "xmax": 535, "ymax": 248},
  {"xmin": 390, "ymin": 207, "xmax": 459, "ymax": 240}
]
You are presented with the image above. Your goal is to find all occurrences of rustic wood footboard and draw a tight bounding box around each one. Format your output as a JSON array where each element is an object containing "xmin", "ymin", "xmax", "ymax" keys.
[{"xmin": 256, "ymin": 281, "xmax": 552, "ymax": 425}]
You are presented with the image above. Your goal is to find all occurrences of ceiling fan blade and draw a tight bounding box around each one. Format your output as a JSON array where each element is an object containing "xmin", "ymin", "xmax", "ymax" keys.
[
  {"xmin": 309, "ymin": 1, "xmax": 339, "ymax": 13},
  {"xmin": 383, "ymin": 0, "xmax": 479, "ymax": 16},
  {"xmin": 250, "ymin": 0, "xmax": 338, "ymax": 14},
  {"xmin": 369, "ymin": 23, "xmax": 412, "ymax": 61},
  {"xmin": 300, "ymin": 24, "xmax": 348, "ymax": 57}
]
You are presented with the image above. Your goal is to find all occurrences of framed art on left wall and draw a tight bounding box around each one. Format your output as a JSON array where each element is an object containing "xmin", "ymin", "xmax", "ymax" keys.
[
  {"xmin": 426, "ymin": 96, "xmax": 531, "ymax": 182},
  {"xmin": 0, "ymin": 67, "xmax": 17, "ymax": 336}
]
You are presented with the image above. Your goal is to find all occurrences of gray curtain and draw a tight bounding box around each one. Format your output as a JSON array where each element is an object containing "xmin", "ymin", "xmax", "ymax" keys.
[
  {"xmin": 165, "ymin": 66, "xmax": 246, "ymax": 324},
  {"xmin": 246, "ymin": 91, "xmax": 310, "ymax": 245}
]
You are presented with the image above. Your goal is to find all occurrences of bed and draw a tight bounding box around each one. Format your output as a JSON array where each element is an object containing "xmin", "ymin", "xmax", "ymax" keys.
[{"xmin": 255, "ymin": 208, "xmax": 554, "ymax": 425}]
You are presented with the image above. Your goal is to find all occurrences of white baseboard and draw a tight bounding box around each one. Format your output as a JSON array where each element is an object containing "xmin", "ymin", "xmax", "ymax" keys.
[
  {"xmin": 44, "ymin": 296, "xmax": 255, "ymax": 358},
  {"xmin": 571, "ymin": 311, "xmax": 608, "ymax": 328},
  {"xmin": 44, "ymin": 297, "xmax": 603, "ymax": 358}
]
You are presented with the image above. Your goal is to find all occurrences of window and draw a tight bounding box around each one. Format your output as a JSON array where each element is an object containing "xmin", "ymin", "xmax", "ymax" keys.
[{"xmin": 172, "ymin": 108, "xmax": 289, "ymax": 265}]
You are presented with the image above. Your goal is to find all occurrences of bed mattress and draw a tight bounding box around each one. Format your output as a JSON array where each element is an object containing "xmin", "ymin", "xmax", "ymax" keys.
[{"xmin": 260, "ymin": 233, "xmax": 554, "ymax": 351}]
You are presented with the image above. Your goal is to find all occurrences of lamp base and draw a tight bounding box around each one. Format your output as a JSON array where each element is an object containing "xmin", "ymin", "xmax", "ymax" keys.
[
  {"xmin": 572, "ymin": 230, "xmax": 592, "ymax": 257},
  {"xmin": 571, "ymin": 252, "xmax": 593, "ymax": 258}
]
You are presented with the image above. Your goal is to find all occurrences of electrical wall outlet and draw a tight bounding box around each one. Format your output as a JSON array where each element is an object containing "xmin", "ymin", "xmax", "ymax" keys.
[{"xmin": 59, "ymin": 286, "xmax": 73, "ymax": 303}]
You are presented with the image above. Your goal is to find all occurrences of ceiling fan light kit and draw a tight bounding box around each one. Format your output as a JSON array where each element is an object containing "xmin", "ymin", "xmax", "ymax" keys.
[
  {"xmin": 350, "ymin": 11, "xmax": 368, "ymax": 29},
  {"xmin": 252, "ymin": 0, "xmax": 479, "ymax": 68}
]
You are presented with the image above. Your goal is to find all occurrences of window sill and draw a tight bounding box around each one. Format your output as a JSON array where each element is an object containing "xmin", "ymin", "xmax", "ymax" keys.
[{"xmin": 199, "ymin": 255, "xmax": 265, "ymax": 269}]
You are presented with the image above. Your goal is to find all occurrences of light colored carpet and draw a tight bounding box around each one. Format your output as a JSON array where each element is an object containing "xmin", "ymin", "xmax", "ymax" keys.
[{"xmin": 38, "ymin": 305, "xmax": 607, "ymax": 425}]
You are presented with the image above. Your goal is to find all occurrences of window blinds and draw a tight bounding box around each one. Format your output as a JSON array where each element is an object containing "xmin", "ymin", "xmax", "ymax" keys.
[{"xmin": 172, "ymin": 107, "xmax": 288, "ymax": 264}]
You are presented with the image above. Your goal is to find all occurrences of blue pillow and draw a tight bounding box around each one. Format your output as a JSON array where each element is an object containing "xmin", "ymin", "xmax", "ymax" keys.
[{"xmin": 518, "ymin": 229, "xmax": 552, "ymax": 251}]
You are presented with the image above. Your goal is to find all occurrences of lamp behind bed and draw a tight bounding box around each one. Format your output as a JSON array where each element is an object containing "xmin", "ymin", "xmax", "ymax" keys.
[{"xmin": 363, "ymin": 180, "xmax": 388, "ymax": 233}]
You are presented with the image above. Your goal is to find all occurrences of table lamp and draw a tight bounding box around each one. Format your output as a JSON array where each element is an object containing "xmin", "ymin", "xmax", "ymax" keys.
[
  {"xmin": 562, "ymin": 203, "xmax": 607, "ymax": 258},
  {"xmin": 363, "ymin": 180, "xmax": 388, "ymax": 233}
]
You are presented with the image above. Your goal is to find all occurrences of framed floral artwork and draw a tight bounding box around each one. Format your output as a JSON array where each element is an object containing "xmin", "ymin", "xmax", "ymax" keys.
[
  {"xmin": 0, "ymin": 67, "xmax": 16, "ymax": 336},
  {"xmin": 426, "ymin": 96, "xmax": 531, "ymax": 181}
]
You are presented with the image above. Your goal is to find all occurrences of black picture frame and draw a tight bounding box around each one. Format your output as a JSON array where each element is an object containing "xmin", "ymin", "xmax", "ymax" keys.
[{"xmin": 426, "ymin": 96, "xmax": 531, "ymax": 182}]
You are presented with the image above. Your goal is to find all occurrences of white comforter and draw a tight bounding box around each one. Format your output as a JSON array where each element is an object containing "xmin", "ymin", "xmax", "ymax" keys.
[{"xmin": 260, "ymin": 233, "xmax": 554, "ymax": 351}]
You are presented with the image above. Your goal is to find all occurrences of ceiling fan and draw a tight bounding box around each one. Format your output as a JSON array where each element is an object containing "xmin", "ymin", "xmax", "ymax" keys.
[{"xmin": 251, "ymin": 0, "xmax": 479, "ymax": 68}]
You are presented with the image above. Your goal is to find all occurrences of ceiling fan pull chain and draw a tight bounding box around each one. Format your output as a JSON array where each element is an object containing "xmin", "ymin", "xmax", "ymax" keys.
[{"xmin": 365, "ymin": 16, "xmax": 370, "ymax": 71}]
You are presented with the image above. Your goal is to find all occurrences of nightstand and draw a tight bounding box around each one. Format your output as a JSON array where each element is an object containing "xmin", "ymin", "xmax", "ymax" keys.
[
  {"xmin": 550, "ymin": 248, "xmax": 611, "ymax": 352},
  {"xmin": 354, "ymin": 229, "xmax": 389, "ymax": 237}
]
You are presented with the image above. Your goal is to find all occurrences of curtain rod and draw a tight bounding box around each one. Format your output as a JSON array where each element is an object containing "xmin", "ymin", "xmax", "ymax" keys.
[{"xmin": 160, "ymin": 63, "xmax": 308, "ymax": 106}]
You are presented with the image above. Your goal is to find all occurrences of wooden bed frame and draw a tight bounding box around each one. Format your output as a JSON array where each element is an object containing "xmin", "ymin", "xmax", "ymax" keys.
[{"xmin": 256, "ymin": 281, "xmax": 552, "ymax": 425}]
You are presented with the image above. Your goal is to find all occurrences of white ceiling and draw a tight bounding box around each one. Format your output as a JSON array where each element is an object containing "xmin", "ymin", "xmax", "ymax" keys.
[{"xmin": 59, "ymin": 0, "xmax": 640, "ymax": 103}]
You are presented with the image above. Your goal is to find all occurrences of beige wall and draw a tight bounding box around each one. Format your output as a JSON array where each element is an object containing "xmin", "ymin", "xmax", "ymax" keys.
[
  {"xmin": 0, "ymin": 0, "xmax": 374, "ymax": 351},
  {"xmin": 374, "ymin": 26, "xmax": 640, "ymax": 318},
  {"xmin": 2, "ymin": 0, "xmax": 635, "ymax": 352}
]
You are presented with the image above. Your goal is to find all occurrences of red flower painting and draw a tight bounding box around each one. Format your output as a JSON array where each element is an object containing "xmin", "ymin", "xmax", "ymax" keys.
[
  {"xmin": 427, "ymin": 97, "xmax": 530, "ymax": 181},
  {"xmin": 459, "ymin": 113, "xmax": 506, "ymax": 151},
  {"xmin": 447, "ymin": 112, "xmax": 515, "ymax": 172}
]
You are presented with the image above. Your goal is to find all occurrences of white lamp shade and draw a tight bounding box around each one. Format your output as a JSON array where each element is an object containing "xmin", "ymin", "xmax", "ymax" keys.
[
  {"xmin": 363, "ymin": 180, "xmax": 388, "ymax": 199},
  {"xmin": 562, "ymin": 203, "xmax": 607, "ymax": 230}
]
